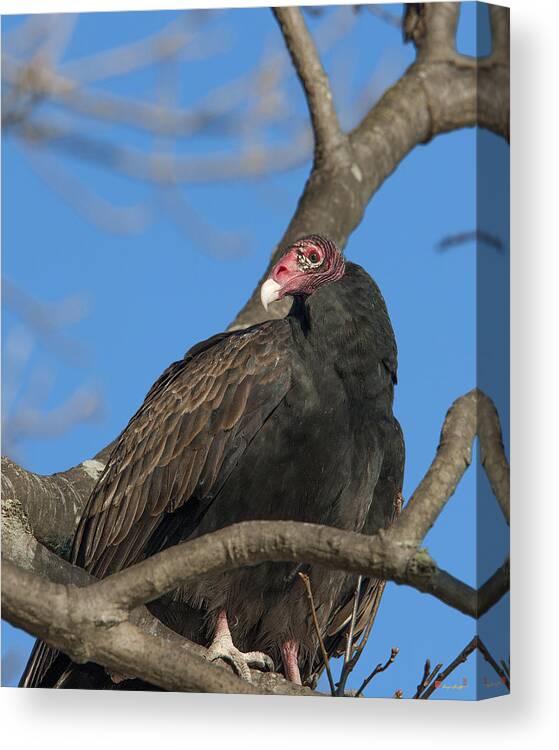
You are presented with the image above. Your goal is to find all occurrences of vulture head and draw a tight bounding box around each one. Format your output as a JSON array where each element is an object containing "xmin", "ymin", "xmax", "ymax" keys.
[{"xmin": 260, "ymin": 235, "xmax": 345, "ymax": 310}]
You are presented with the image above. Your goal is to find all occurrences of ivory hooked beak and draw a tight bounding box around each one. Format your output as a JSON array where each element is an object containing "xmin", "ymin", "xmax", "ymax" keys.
[{"xmin": 260, "ymin": 278, "xmax": 282, "ymax": 311}]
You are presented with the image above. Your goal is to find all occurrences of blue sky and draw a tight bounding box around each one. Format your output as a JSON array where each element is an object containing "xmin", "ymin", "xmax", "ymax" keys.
[{"xmin": 1, "ymin": 3, "xmax": 509, "ymax": 698}]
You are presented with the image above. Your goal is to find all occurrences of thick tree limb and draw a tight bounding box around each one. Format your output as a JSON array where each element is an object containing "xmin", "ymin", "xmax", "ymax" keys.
[
  {"xmin": 478, "ymin": 391, "xmax": 510, "ymax": 524},
  {"xmin": 272, "ymin": 7, "xmax": 348, "ymax": 165},
  {"xmin": 0, "ymin": 499, "xmax": 318, "ymax": 696},
  {"xmin": 3, "ymin": 559, "xmax": 271, "ymax": 695},
  {"xmin": 47, "ymin": 521, "xmax": 471, "ymax": 619},
  {"xmin": 390, "ymin": 390, "xmax": 509, "ymax": 546},
  {"xmin": 2, "ymin": 518, "xmax": 507, "ymax": 692},
  {"xmin": 404, "ymin": 2, "xmax": 460, "ymax": 62},
  {"xmin": 389, "ymin": 388, "xmax": 509, "ymax": 548},
  {"xmin": 1, "ymin": 442, "xmax": 114, "ymax": 557},
  {"xmin": 2, "ymin": 387, "xmax": 509, "ymax": 607}
]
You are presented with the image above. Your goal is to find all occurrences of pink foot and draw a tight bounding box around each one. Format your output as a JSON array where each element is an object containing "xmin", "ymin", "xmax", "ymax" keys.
[{"xmin": 281, "ymin": 639, "xmax": 302, "ymax": 685}]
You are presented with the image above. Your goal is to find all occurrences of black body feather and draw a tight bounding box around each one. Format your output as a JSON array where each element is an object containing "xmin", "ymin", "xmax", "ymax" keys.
[{"xmin": 20, "ymin": 262, "xmax": 404, "ymax": 689}]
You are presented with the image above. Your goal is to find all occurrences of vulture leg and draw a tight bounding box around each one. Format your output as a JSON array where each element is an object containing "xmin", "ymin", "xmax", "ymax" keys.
[
  {"xmin": 205, "ymin": 610, "xmax": 274, "ymax": 682},
  {"xmin": 281, "ymin": 639, "xmax": 302, "ymax": 685}
]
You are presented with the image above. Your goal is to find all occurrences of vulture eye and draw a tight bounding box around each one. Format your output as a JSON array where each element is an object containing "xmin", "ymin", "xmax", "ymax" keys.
[{"xmin": 296, "ymin": 244, "xmax": 324, "ymax": 271}]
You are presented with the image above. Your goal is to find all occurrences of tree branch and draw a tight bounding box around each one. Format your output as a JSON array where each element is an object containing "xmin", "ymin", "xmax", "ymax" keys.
[
  {"xmin": 1, "ymin": 442, "xmax": 114, "ymax": 557},
  {"xmin": 389, "ymin": 388, "xmax": 509, "ymax": 548},
  {"xmin": 478, "ymin": 390, "xmax": 510, "ymax": 524},
  {"xmin": 0, "ymin": 499, "xmax": 319, "ymax": 696},
  {"xmin": 272, "ymin": 7, "xmax": 347, "ymax": 165},
  {"xmin": 417, "ymin": 635, "xmax": 509, "ymax": 699},
  {"xmin": 2, "ymin": 387, "xmax": 509, "ymax": 613},
  {"xmin": 355, "ymin": 646, "xmax": 399, "ymax": 697},
  {"xmin": 229, "ymin": 3, "xmax": 509, "ymax": 331},
  {"xmin": 2, "ymin": 518, "xmax": 507, "ymax": 693},
  {"xmin": 2, "ymin": 558, "xmax": 266, "ymax": 696},
  {"xmin": 2, "ymin": 385, "xmax": 509, "ymax": 692}
]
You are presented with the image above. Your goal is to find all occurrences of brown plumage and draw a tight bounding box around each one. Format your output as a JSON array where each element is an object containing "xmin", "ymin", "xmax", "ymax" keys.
[{"xmin": 21, "ymin": 236, "xmax": 404, "ymax": 690}]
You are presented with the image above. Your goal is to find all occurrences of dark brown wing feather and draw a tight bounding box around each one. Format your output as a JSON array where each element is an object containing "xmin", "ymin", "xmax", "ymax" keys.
[
  {"xmin": 21, "ymin": 320, "xmax": 293, "ymax": 688},
  {"xmin": 72, "ymin": 320, "xmax": 292, "ymax": 577}
]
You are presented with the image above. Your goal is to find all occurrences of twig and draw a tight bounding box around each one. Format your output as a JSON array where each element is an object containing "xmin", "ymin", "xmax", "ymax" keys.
[
  {"xmin": 415, "ymin": 658, "xmax": 431, "ymax": 698},
  {"xmin": 355, "ymin": 646, "xmax": 399, "ymax": 697},
  {"xmin": 418, "ymin": 635, "xmax": 510, "ymax": 699},
  {"xmin": 298, "ymin": 572, "xmax": 336, "ymax": 696},
  {"xmin": 335, "ymin": 491, "xmax": 403, "ymax": 696},
  {"xmin": 419, "ymin": 637, "xmax": 477, "ymax": 699},
  {"xmin": 500, "ymin": 659, "xmax": 510, "ymax": 680},
  {"xmin": 477, "ymin": 638, "xmax": 510, "ymax": 690},
  {"xmin": 413, "ymin": 658, "xmax": 443, "ymax": 698},
  {"xmin": 362, "ymin": 5, "xmax": 403, "ymax": 30},
  {"xmin": 334, "ymin": 574, "xmax": 363, "ymax": 696},
  {"xmin": 344, "ymin": 575, "xmax": 363, "ymax": 665}
]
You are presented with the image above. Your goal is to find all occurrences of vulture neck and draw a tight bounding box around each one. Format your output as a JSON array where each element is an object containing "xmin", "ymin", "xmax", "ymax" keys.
[{"xmin": 290, "ymin": 263, "xmax": 380, "ymax": 384}]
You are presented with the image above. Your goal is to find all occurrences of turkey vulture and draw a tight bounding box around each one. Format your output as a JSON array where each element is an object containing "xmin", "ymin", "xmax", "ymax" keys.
[{"xmin": 21, "ymin": 235, "xmax": 404, "ymax": 690}]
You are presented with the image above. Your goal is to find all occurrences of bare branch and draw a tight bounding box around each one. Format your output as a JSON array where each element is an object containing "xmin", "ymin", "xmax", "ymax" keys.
[
  {"xmin": 298, "ymin": 572, "xmax": 336, "ymax": 696},
  {"xmin": 417, "ymin": 637, "xmax": 477, "ymax": 699},
  {"xmin": 477, "ymin": 637, "xmax": 510, "ymax": 691},
  {"xmin": 413, "ymin": 658, "xmax": 443, "ymax": 699},
  {"xmin": 334, "ymin": 574, "xmax": 363, "ymax": 696},
  {"xmin": 355, "ymin": 646, "xmax": 399, "ymax": 697},
  {"xmin": 390, "ymin": 388, "xmax": 509, "ymax": 548},
  {"xmin": 404, "ymin": 3, "xmax": 460, "ymax": 63},
  {"xmin": 489, "ymin": 6, "xmax": 510, "ymax": 66},
  {"xmin": 2, "ymin": 387, "xmax": 509, "ymax": 625},
  {"xmin": 2, "ymin": 513, "xmax": 505, "ymax": 693},
  {"xmin": 1, "ymin": 447, "xmax": 112, "ymax": 557},
  {"xmin": 344, "ymin": 575, "xmax": 363, "ymax": 666},
  {"xmin": 2, "ymin": 558, "xmax": 265, "ymax": 695},
  {"xmin": 499, "ymin": 659, "xmax": 510, "ymax": 680},
  {"xmin": 477, "ymin": 558, "xmax": 510, "ymax": 618},
  {"xmin": 5, "ymin": 516, "xmax": 494, "ymax": 622},
  {"xmin": 417, "ymin": 635, "xmax": 509, "ymax": 699},
  {"xmin": 57, "ymin": 13, "xmax": 204, "ymax": 83},
  {"xmin": 478, "ymin": 391, "xmax": 510, "ymax": 524},
  {"xmin": 12, "ymin": 118, "xmax": 312, "ymax": 184},
  {"xmin": 1, "ymin": 505, "xmax": 319, "ymax": 696},
  {"xmin": 272, "ymin": 7, "xmax": 348, "ymax": 164}
]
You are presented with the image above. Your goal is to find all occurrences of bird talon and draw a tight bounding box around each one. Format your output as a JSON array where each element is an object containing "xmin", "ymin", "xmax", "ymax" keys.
[
  {"xmin": 245, "ymin": 651, "xmax": 275, "ymax": 672},
  {"xmin": 205, "ymin": 634, "xmax": 273, "ymax": 682}
]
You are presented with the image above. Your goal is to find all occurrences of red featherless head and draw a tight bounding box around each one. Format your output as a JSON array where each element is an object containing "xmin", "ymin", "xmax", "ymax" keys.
[{"xmin": 260, "ymin": 235, "xmax": 345, "ymax": 310}]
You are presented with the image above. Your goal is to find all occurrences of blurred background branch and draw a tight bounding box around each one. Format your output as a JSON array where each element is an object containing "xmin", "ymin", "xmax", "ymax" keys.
[
  {"xmin": 2, "ymin": 7, "xmax": 378, "ymax": 248},
  {"xmin": 2, "ymin": 280, "xmax": 104, "ymax": 461}
]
